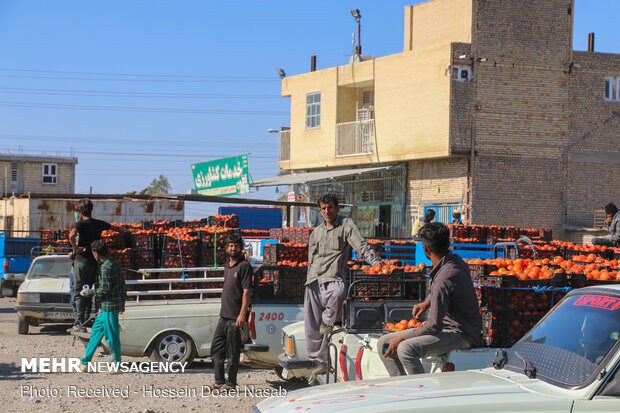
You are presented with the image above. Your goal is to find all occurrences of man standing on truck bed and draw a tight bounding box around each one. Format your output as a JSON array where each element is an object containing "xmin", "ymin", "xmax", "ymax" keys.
[
  {"xmin": 378, "ymin": 222, "xmax": 481, "ymax": 376},
  {"xmin": 208, "ymin": 234, "xmax": 252, "ymax": 390},
  {"xmin": 306, "ymin": 193, "xmax": 381, "ymax": 376},
  {"xmin": 69, "ymin": 199, "xmax": 129, "ymax": 332},
  {"xmin": 79, "ymin": 239, "xmax": 126, "ymax": 372}
]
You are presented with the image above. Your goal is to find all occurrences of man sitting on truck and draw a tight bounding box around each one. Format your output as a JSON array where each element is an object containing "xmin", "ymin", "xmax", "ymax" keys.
[
  {"xmin": 69, "ymin": 199, "xmax": 129, "ymax": 332},
  {"xmin": 208, "ymin": 234, "xmax": 252, "ymax": 390},
  {"xmin": 305, "ymin": 193, "xmax": 381, "ymax": 376},
  {"xmin": 592, "ymin": 203, "xmax": 620, "ymax": 248},
  {"xmin": 378, "ymin": 222, "xmax": 481, "ymax": 376},
  {"xmin": 79, "ymin": 239, "xmax": 126, "ymax": 372}
]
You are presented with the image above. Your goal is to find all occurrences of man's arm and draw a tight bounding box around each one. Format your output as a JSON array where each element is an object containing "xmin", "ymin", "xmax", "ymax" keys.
[
  {"xmin": 68, "ymin": 228, "xmax": 85, "ymax": 256},
  {"xmin": 236, "ymin": 289, "xmax": 251, "ymax": 328},
  {"xmin": 403, "ymin": 282, "xmax": 450, "ymax": 339},
  {"xmin": 344, "ymin": 220, "xmax": 380, "ymax": 265},
  {"xmin": 109, "ymin": 224, "xmax": 130, "ymax": 233},
  {"xmin": 609, "ymin": 215, "xmax": 620, "ymax": 242},
  {"xmin": 91, "ymin": 265, "xmax": 112, "ymax": 299},
  {"xmin": 307, "ymin": 230, "xmax": 319, "ymax": 273},
  {"xmin": 236, "ymin": 264, "xmax": 253, "ymax": 328}
]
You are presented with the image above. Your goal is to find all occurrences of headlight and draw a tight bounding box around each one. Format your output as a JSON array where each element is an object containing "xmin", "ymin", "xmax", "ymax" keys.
[
  {"xmin": 285, "ymin": 335, "xmax": 295, "ymax": 357},
  {"xmin": 18, "ymin": 293, "xmax": 40, "ymax": 303}
]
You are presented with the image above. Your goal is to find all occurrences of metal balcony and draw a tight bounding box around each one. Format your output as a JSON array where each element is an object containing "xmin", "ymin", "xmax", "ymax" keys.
[{"xmin": 336, "ymin": 120, "xmax": 374, "ymax": 157}]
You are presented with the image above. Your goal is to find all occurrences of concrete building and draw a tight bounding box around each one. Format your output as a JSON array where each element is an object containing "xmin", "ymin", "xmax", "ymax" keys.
[
  {"xmin": 272, "ymin": 0, "xmax": 620, "ymax": 240},
  {"xmin": 0, "ymin": 154, "xmax": 78, "ymax": 195}
]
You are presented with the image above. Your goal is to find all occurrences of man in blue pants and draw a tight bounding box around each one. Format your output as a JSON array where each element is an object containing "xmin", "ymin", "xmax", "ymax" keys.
[{"xmin": 79, "ymin": 239, "xmax": 126, "ymax": 372}]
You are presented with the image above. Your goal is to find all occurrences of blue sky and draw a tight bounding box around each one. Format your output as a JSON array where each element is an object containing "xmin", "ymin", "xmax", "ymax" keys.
[{"xmin": 0, "ymin": 0, "xmax": 618, "ymax": 218}]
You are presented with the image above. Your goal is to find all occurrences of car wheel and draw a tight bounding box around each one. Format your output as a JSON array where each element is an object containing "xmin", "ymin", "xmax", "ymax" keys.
[
  {"xmin": 150, "ymin": 331, "xmax": 196, "ymax": 365},
  {"xmin": 18, "ymin": 314, "xmax": 30, "ymax": 335}
]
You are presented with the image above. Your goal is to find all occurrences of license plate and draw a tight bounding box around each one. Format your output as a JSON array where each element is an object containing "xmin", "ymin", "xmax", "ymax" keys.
[
  {"xmin": 44, "ymin": 312, "xmax": 73, "ymax": 319},
  {"xmin": 281, "ymin": 368, "xmax": 288, "ymax": 379}
]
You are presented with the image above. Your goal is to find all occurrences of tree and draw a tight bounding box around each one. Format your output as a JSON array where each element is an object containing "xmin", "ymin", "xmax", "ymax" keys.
[{"xmin": 137, "ymin": 175, "xmax": 172, "ymax": 195}]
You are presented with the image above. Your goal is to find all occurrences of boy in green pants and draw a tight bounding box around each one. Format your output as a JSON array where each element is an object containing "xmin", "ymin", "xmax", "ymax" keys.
[{"xmin": 79, "ymin": 239, "xmax": 126, "ymax": 372}]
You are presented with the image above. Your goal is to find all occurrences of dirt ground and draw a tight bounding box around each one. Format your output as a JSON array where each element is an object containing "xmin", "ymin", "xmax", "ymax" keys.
[{"xmin": 0, "ymin": 297, "xmax": 306, "ymax": 412}]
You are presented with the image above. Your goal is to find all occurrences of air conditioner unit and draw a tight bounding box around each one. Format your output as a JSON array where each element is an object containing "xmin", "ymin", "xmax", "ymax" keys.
[
  {"xmin": 361, "ymin": 190, "xmax": 383, "ymax": 203},
  {"xmin": 357, "ymin": 106, "xmax": 374, "ymax": 121}
]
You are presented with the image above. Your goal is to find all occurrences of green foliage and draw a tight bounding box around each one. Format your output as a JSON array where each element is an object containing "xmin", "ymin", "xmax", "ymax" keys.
[{"xmin": 127, "ymin": 175, "xmax": 172, "ymax": 195}]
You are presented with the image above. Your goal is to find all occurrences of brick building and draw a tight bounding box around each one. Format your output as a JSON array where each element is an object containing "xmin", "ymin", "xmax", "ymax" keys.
[
  {"xmin": 0, "ymin": 154, "xmax": 77, "ymax": 195},
  {"xmin": 260, "ymin": 0, "xmax": 619, "ymax": 240}
]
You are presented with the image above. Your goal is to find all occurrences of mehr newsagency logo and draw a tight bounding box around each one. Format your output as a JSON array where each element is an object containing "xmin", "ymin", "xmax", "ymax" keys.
[{"xmin": 21, "ymin": 357, "xmax": 188, "ymax": 373}]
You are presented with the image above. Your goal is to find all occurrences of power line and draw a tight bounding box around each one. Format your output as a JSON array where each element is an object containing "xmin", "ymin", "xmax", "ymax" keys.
[
  {"xmin": 0, "ymin": 100, "xmax": 288, "ymax": 115},
  {"xmin": 0, "ymin": 74, "xmax": 278, "ymax": 83},
  {"xmin": 0, "ymin": 86, "xmax": 282, "ymax": 99},
  {"xmin": 0, "ymin": 66, "xmax": 277, "ymax": 80},
  {"xmin": 2, "ymin": 148, "xmax": 277, "ymax": 159},
  {"xmin": 0, "ymin": 132, "xmax": 280, "ymax": 147},
  {"xmin": 70, "ymin": 157, "xmax": 278, "ymax": 163}
]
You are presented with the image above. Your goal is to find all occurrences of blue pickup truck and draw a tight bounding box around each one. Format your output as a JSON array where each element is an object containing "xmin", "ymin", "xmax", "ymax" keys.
[{"xmin": 0, "ymin": 233, "xmax": 40, "ymax": 297}]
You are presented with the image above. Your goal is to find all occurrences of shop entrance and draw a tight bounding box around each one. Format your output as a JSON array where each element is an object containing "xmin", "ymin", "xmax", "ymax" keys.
[{"xmin": 376, "ymin": 204, "xmax": 391, "ymax": 238}]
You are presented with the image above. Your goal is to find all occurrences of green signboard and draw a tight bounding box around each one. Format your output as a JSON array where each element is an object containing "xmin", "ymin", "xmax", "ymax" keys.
[{"xmin": 191, "ymin": 154, "xmax": 250, "ymax": 196}]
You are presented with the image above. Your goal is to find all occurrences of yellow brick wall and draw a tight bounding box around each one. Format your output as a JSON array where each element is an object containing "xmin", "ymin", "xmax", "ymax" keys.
[
  {"xmin": 404, "ymin": 0, "xmax": 472, "ymax": 52},
  {"xmin": 281, "ymin": 44, "xmax": 453, "ymax": 170},
  {"xmin": 408, "ymin": 157, "xmax": 468, "ymax": 208}
]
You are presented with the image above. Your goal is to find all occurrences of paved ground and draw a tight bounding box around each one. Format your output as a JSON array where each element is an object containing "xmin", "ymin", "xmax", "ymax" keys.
[{"xmin": 0, "ymin": 297, "xmax": 305, "ymax": 412}]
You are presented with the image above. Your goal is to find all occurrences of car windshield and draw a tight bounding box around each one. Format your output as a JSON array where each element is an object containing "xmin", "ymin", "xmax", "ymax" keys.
[
  {"xmin": 508, "ymin": 292, "xmax": 620, "ymax": 388},
  {"xmin": 28, "ymin": 257, "xmax": 72, "ymax": 278}
]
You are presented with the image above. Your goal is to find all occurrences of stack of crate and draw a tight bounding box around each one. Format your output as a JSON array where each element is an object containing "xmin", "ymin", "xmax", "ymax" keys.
[
  {"xmin": 478, "ymin": 271, "xmax": 567, "ymax": 347},
  {"xmin": 261, "ymin": 243, "xmax": 308, "ymax": 301}
]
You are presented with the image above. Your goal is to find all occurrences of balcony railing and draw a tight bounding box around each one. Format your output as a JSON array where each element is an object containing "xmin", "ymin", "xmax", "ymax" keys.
[
  {"xmin": 336, "ymin": 120, "xmax": 374, "ymax": 157},
  {"xmin": 278, "ymin": 130, "xmax": 290, "ymax": 162}
]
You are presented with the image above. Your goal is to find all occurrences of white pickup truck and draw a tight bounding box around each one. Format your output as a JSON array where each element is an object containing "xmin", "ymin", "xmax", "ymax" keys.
[
  {"xmin": 257, "ymin": 284, "xmax": 620, "ymax": 412},
  {"xmin": 275, "ymin": 270, "xmax": 489, "ymax": 383},
  {"xmin": 242, "ymin": 265, "xmax": 305, "ymax": 373},
  {"xmin": 65, "ymin": 263, "xmax": 305, "ymax": 367}
]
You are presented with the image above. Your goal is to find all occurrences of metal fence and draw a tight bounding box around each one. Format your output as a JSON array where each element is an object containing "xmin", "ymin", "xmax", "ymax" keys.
[{"xmin": 336, "ymin": 120, "xmax": 374, "ymax": 157}]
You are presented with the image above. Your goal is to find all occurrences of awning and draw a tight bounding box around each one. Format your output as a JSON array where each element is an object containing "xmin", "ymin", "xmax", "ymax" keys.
[{"xmin": 251, "ymin": 166, "xmax": 393, "ymax": 187}]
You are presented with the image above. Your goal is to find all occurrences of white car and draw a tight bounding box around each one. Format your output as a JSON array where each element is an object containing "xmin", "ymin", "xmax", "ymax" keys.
[
  {"xmin": 15, "ymin": 255, "xmax": 74, "ymax": 334},
  {"xmin": 255, "ymin": 285, "xmax": 620, "ymax": 412}
]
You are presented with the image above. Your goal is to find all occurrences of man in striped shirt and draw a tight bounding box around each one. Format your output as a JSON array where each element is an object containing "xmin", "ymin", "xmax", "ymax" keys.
[{"xmin": 305, "ymin": 193, "xmax": 381, "ymax": 376}]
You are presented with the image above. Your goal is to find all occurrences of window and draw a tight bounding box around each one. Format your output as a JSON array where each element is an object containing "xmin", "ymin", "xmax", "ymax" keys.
[
  {"xmin": 451, "ymin": 66, "xmax": 471, "ymax": 82},
  {"xmin": 605, "ymin": 77, "xmax": 620, "ymax": 102},
  {"xmin": 10, "ymin": 163, "xmax": 17, "ymax": 184},
  {"xmin": 306, "ymin": 92, "xmax": 321, "ymax": 129},
  {"xmin": 42, "ymin": 163, "xmax": 57, "ymax": 184},
  {"xmin": 362, "ymin": 90, "xmax": 374, "ymax": 107}
]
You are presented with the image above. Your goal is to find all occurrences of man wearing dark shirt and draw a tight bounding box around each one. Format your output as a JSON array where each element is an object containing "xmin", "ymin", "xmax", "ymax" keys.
[
  {"xmin": 208, "ymin": 234, "xmax": 252, "ymax": 390},
  {"xmin": 79, "ymin": 239, "xmax": 126, "ymax": 372},
  {"xmin": 378, "ymin": 222, "xmax": 481, "ymax": 375},
  {"xmin": 68, "ymin": 199, "xmax": 128, "ymax": 331}
]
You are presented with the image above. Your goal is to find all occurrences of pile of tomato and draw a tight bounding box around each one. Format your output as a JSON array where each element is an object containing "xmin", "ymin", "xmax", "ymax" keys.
[
  {"xmin": 468, "ymin": 256, "xmax": 620, "ymax": 281},
  {"xmin": 385, "ymin": 319, "xmax": 424, "ymax": 331}
]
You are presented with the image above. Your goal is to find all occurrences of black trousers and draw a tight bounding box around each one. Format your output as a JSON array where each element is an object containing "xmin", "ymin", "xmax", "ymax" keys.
[
  {"xmin": 72, "ymin": 260, "xmax": 96, "ymax": 325},
  {"xmin": 210, "ymin": 317, "xmax": 241, "ymax": 386}
]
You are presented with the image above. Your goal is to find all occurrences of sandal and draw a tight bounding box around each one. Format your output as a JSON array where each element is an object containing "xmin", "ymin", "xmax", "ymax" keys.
[{"xmin": 206, "ymin": 383, "xmax": 231, "ymax": 391}]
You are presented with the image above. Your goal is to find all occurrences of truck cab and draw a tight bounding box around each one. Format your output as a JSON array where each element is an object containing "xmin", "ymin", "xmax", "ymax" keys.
[{"xmin": 0, "ymin": 233, "xmax": 40, "ymax": 297}]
